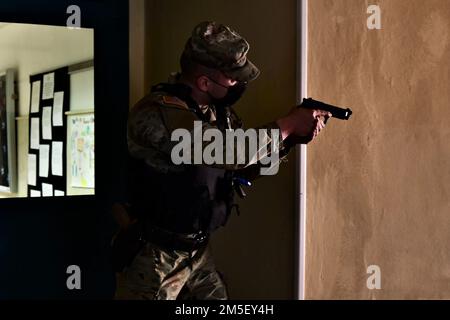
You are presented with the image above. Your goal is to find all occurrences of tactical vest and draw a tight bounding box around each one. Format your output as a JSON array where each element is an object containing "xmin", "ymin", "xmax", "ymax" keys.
[{"xmin": 128, "ymin": 83, "xmax": 237, "ymax": 234}]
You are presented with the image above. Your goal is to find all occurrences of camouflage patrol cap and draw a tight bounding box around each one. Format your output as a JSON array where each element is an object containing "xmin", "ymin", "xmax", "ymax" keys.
[{"xmin": 182, "ymin": 21, "xmax": 260, "ymax": 82}]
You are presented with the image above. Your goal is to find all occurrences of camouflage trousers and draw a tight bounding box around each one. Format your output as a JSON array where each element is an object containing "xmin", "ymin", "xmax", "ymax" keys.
[{"xmin": 114, "ymin": 241, "xmax": 228, "ymax": 300}]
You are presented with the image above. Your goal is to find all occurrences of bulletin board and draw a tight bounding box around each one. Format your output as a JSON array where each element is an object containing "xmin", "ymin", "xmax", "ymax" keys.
[
  {"xmin": 27, "ymin": 67, "xmax": 70, "ymax": 197},
  {"xmin": 66, "ymin": 67, "xmax": 95, "ymax": 195},
  {"xmin": 68, "ymin": 113, "xmax": 94, "ymax": 189}
]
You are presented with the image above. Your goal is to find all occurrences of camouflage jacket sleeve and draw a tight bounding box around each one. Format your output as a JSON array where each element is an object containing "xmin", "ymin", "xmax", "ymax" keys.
[
  {"xmin": 234, "ymin": 144, "xmax": 292, "ymax": 181},
  {"xmin": 127, "ymin": 93, "xmax": 292, "ymax": 173}
]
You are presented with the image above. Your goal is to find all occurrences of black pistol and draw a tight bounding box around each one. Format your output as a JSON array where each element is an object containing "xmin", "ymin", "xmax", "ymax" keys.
[{"xmin": 299, "ymin": 98, "xmax": 353, "ymax": 121}]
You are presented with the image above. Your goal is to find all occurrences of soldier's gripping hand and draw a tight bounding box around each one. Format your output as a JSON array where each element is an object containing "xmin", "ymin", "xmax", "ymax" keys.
[
  {"xmin": 276, "ymin": 107, "xmax": 331, "ymax": 143},
  {"xmin": 284, "ymin": 116, "xmax": 327, "ymax": 145}
]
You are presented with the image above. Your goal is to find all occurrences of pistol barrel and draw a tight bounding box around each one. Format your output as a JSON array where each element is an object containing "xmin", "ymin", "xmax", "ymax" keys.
[{"xmin": 300, "ymin": 98, "xmax": 353, "ymax": 120}]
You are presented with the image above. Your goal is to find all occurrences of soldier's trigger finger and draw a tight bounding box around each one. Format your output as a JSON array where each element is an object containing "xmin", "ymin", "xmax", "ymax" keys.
[{"xmin": 314, "ymin": 110, "xmax": 332, "ymax": 119}]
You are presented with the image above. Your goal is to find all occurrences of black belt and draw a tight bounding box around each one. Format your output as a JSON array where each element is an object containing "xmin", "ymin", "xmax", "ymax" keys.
[{"xmin": 143, "ymin": 225, "xmax": 209, "ymax": 252}]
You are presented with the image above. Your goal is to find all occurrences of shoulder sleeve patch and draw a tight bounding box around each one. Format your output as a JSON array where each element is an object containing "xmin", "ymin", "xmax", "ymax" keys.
[{"xmin": 162, "ymin": 95, "xmax": 189, "ymax": 110}]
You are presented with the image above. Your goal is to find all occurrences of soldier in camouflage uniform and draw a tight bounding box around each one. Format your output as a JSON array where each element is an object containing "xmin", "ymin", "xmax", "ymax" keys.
[{"xmin": 114, "ymin": 21, "xmax": 330, "ymax": 300}]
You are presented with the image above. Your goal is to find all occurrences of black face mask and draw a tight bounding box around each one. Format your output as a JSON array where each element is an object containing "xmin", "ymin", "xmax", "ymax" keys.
[{"xmin": 207, "ymin": 80, "xmax": 247, "ymax": 109}]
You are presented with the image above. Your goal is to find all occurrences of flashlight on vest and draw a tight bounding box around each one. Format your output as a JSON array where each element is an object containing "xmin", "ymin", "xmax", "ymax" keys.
[{"xmin": 233, "ymin": 177, "xmax": 252, "ymax": 198}]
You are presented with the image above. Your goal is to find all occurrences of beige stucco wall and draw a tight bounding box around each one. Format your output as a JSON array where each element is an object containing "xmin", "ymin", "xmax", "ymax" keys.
[
  {"xmin": 131, "ymin": 0, "xmax": 297, "ymax": 299},
  {"xmin": 306, "ymin": 0, "xmax": 450, "ymax": 299}
]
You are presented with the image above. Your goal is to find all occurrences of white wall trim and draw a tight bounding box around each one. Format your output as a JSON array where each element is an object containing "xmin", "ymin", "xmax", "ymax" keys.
[{"xmin": 295, "ymin": 0, "xmax": 308, "ymax": 300}]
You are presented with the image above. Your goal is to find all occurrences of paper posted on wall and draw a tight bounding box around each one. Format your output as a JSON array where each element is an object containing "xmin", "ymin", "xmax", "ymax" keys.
[
  {"xmin": 54, "ymin": 190, "xmax": 65, "ymax": 196},
  {"xmin": 28, "ymin": 154, "xmax": 37, "ymax": 186},
  {"xmin": 42, "ymin": 72, "xmax": 54, "ymax": 100},
  {"xmin": 30, "ymin": 189, "xmax": 41, "ymax": 197},
  {"xmin": 70, "ymin": 114, "xmax": 95, "ymax": 188},
  {"xmin": 30, "ymin": 118, "xmax": 40, "ymax": 150},
  {"xmin": 53, "ymin": 92, "xmax": 64, "ymax": 126},
  {"xmin": 31, "ymin": 81, "xmax": 41, "ymax": 113},
  {"xmin": 42, "ymin": 183, "xmax": 53, "ymax": 197},
  {"xmin": 42, "ymin": 106, "xmax": 52, "ymax": 140},
  {"xmin": 51, "ymin": 141, "xmax": 63, "ymax": 176},
  {"xmin": 39, "ymin": 144, "xmax": 50, "ymax": 178}
]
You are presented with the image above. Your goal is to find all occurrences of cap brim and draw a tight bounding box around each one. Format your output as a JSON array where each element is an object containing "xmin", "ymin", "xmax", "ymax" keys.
[{"xmin": 224, "ymin": 59, "xmax": 260, "ymax": 83}]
